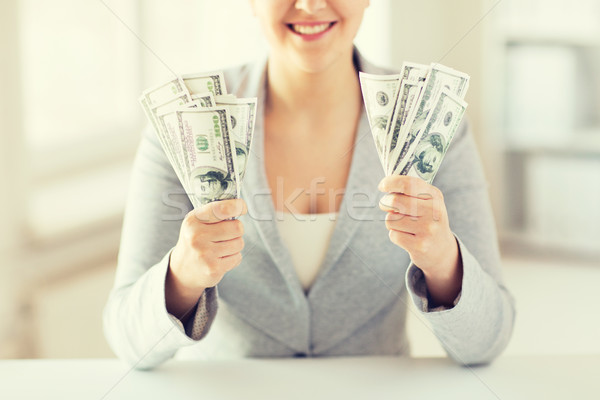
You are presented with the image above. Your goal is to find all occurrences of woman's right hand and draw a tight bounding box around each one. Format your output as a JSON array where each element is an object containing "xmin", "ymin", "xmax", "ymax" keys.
[{"xmin": 166, "ymin": 198, "xmax": 247, "ymax": 319}]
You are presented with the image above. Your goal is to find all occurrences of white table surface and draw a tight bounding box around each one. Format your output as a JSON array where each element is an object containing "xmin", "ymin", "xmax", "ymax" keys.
[{"xmin": 1, "ymin": 355, "xmax": 599, "ymax": 399}]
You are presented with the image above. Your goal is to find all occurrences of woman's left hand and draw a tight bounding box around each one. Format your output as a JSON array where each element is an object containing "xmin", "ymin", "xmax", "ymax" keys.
[{"xmin": 378, "ymin": 175, "xmax": 463, "ymax": 307}]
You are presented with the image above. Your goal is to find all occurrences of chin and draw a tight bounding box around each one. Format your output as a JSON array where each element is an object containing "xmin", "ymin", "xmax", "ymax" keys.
[{"xmin": 288, "ymin": 47, "xmax": 349, "ymax": 75}]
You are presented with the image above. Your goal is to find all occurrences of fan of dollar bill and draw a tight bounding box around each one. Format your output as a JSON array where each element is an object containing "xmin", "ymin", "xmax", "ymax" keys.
[
  {"xmin": 139, "ymin": 72, "xmax": 257, "ymax": 209},
  {"xmin": 360, "ymin": 62, "xmax": 470, "ymax": 183}
]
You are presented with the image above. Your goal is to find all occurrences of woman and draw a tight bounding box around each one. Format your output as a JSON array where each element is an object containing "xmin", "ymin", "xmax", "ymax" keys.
[{"xmin": 104, "ymin": 0, "xmax": 515, "ymax": 369}]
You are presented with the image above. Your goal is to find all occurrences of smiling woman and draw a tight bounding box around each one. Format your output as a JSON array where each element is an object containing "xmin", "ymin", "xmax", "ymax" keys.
[{"xmin": 103, "ymin": 0, "xmax": 515, "ymax": 369}]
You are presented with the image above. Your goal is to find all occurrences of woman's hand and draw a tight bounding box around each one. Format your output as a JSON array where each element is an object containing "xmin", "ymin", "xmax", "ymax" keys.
[
  {"xmin": 166, "ymin": 199, "xmax": 247, "ymax": 319},
  {"xmin": 378, "ymin": 176, "xmax": 463, "ymax": 307}
]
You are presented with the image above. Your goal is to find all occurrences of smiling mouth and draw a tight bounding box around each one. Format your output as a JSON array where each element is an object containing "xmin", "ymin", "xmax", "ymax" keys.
[{"xmin": 288, "ymin": 22, "xmax": 336, "ymax": 36}]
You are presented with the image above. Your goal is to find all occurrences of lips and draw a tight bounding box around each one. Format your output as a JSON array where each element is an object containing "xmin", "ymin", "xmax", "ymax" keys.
[{"xmin": 288, "ymin": 22, "xmax": 336, "ymax": 37}]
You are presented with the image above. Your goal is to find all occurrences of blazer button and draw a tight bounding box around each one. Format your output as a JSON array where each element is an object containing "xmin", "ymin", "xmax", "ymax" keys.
[{"xmin": 294, "ymin": 352, "xmax": 307, "ymax": 358}]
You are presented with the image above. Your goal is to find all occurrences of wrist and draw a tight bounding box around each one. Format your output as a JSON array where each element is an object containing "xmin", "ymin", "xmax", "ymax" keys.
[
  {"xmin": 419, "ymin": 236, "xmax": 463, "ymax": 308},
  {"xmin": 166, "ymin": 255, "xmax": 206, "ymax": 319}
]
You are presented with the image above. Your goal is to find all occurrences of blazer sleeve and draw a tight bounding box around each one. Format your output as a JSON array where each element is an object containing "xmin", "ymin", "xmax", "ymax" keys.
[
  {"xmin": 404, "ymin": 119, "xmax": 516, "ymax": 365},
  {"xmin": 102, "ymin": 126, "xmax": 218, "ymax": 370}
]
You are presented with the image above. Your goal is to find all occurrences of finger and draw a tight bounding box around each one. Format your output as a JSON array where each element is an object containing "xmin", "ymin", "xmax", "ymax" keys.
[
  {"xmin": 379, "ymin": 193, "xmax": 431, "ymax": 218},
  {"xmin": 203, "ymin": 219, "xmax": 245, "ymax": 242},
  {"xmin": 212, "ymin": 237, "xmax": 245, "ymax": 258},
  {"xmin": 194, "ymin": 199, "xmax": 248, "ymax": 223},
  {"xmin": 385, "ymin": 211, "xmax": 444, "ymax": 239},
  {"xmin": 378, "ymin": 175, "xmax": 437, "ymax": 200},
  {"xmin": 388, "ymin": 229, "xmax": 418, "ymax": 251},
  {"xmin": 385, "ymin": 212, "xmax": 417, "ymax": 234}
]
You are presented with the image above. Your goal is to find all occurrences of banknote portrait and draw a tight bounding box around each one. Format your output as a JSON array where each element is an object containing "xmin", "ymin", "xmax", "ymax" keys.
[{"xmin": 191, "ymin": 167, "xmax": 236, "ymax": 204}]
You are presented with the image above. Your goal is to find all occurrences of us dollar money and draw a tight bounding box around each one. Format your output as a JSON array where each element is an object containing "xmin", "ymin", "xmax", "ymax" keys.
[
  {"xmin": 161, "ymin": 108, "xmax": 240, "ymax": 206},
  {"xmin": 153, "ymin": 93, "xmax": 213, "ymax": 192},
  {"xmin": 182, "ymin": 72, "xmax": 227, "ymax": 97},
  {"xmin": 141, "ymin": 77, "xmax": 188, "ymax": 108},
  {"xmin": 390, "ymin": 64, "xmax": 470, "ymax": 175},
  {"xmin": 359, "ymin": 72, "xmax": 401, "ymax": 167},
  {"xmin": 384, "ymin": 62, "xmax": 429, "ymax": 171},
  {"xmin": 191, "ymin": 92, "xmax": 216, "ymax": 107},
  {"xmin": 215, "ymin": 96, "xmax": 257, "ymax": 181},
  {"xmin": 385, "ymin": 80, "xmax": 424, "ymax": 174},
  {"xmin": 400, "ymin": 88, "xmax": 467, "ymax": 183},
  {"xmin": 400, "ymin": 61, "xmax": 429, "ymax": 82},
  {"xmin": 139, "ymin": 95, "xmax": 190, "ymax": 192}
]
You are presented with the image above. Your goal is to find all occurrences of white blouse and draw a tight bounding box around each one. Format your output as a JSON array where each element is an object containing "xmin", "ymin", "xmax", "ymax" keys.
[{"xmin": 276, "ymin": 212, "xmax": 338, "ymax": 291}]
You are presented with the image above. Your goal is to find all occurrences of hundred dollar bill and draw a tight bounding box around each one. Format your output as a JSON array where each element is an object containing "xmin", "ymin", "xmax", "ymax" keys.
[
  {"xmin": 390, "ymin": 64, "xmax": 470, "ymax": 174},
  {"xmin": 153, "ymin": 92, "xmax": 194, "ymax": 115},
  {"xmin": 152, "ymin": 93, "xmax": 210, "ymax": 189},
  {"xmin": 141, "ymin": 77, "xmax": 188, "ymax": 108},
  {"xmin": 359, "ymin": 72, "xmax": 401, "ymax": 167},
  {"xmin": 215, "ymin": 96, "xmax": 257, "ymax": 181},
  {"xmin": 182, "ymin": 72, "xmax": 227, "ymax": 97},
  {"xmin": 139, "ymin": 95, "xmax": 190, "ymax": 192},
  {"xmin": 155, "ymin": 95, "xmax": 220, "ymax": 192},
  {"xmin": 191, "ymin": 92, "xmax": 216, "ymax": 107},
  {"xmin": 161, "ymin": 108, "xmax": 240, "ymax": 206},
  {"xmin": 384, "ymin": 61, "xmax": 429, "ymax": 171},
  {"xmin": 400, "ymin": 61, "xmax": 429, "ymax": 82},
  {"xmin": 385, "ymin": 80, "xmax": 424, "ymax": 174},
  {"xmin": 399, "ymin": 88, "xmax": 467, "ymax": 183}
]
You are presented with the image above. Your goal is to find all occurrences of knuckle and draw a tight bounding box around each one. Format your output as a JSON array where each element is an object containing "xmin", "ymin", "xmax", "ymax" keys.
[
  {"xmin": 232, "ymin": 219, "xmax": 244, "ymax": 236},
  {"xmin": 232, "ymin": 252, "xmax": 243, "ymax": 265},
  {"xmin": 435, "ymin": 187, "xmax": 444, "ymax": 200},
  {"xmin": 183, "ymin": 211, "xmax": 197, "ymax": 230}
]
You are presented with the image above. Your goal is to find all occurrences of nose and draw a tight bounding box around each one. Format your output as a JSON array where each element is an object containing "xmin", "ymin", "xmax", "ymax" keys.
[{"xmin": 295, "ymin": 0, "xmax": 327, "ymax": 14}]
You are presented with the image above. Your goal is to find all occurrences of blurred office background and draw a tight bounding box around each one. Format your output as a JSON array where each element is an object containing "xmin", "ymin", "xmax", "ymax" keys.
[{"xmin": 0, "ymin": 0, "xmax": 599, "ymax": 359}]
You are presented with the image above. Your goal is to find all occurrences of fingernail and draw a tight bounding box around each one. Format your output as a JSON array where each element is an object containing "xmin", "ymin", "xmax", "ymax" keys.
[{"xmin": 380, "ymin": 194, "xmax": 394, "ymax": 209}]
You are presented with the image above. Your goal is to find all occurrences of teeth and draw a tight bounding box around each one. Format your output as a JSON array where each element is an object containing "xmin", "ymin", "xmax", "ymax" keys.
[{"xmin": 292, "ymin": 23, "xmax": 330, "ymax": 35}]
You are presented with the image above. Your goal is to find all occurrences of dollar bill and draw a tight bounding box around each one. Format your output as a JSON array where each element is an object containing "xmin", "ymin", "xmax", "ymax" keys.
[
  {"xmin": 141, "ymin": 77, "xmax": 188, "ymax": 108},
  {"xmin": 161, "ymin": 108, "xmax": 240, "ymax": 206},
  {"xmin": 399, "ymin": 88, "xmax": 467, "ymax": 183},
  {"xmin": 383, "ymin": 62, "xmax": 429, "ymax": 170},
  {"xmin": 385, "ymin": 80, "xmax": 424, "ymax": 174},
  {"xmin": 400, "ymin": 61, "xmax": 429, "ymax": 82},
  {"xmin": 153, "ymin": 92, "xmax": 194, "ymax": 115},
  {"xmin": 139, "ymin": 70, "xmax": 258, "ymax": 208},
  {"xmin": 215, "ymin": 96, "xmax": 257, "ymax": 181},
  {"xmin": 359, "ymin": 72, "xmax": 402, "ymax": 167},
  {"xmin": 152, "ymin": 94, "xmax": 211, "ymax": 191},
  {"xmin": 389, "ymin": 63, "xmax": 470, "ymax": 175},
  {"xmin": 191, "ymin": 92, "xmax": 216, "ymax": 107},
  {"xmin": 139, "ymin": 95, "xmax": 190, "ymax": 192},
  {"xmin": 182, "ymin": 72, "xmax": 227, "ymax": 97}
]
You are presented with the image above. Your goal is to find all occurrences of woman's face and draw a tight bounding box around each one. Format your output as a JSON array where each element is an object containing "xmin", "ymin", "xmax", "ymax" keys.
[{"xmin": 249, "ymin": 0, "xmax": 370, "ymax": 73}]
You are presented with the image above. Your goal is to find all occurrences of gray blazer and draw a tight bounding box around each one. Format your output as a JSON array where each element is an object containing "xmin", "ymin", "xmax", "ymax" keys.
[{"xmin": 104, "ymin": 49, "xmax": 515, "ymax": 370}]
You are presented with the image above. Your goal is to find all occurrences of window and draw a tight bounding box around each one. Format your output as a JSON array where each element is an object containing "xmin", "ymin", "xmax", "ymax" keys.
[{"xmin": 19, "ymin": 0, "xmax": 142, "ymax": 241}]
